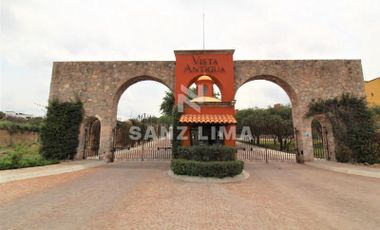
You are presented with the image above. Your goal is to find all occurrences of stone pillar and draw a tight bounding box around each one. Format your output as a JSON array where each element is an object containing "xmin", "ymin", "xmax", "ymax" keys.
[
  {"xmin": 299, "ymin": 117, "xmax": 314, "ymax": 161},
  {"xmin": 99, "ymin": 118, "xmax": 115, "ymax": 162},
  {"xmin": 292, "ymin": 107, "xmax": 314, "ymax": 162},
  {"xmin": 323, "ymin": 122, "xmax": 336, "ymax": 161},
  {"xmin": 75, "ymin": 122, "xmax": 86, "ymax": 160}
]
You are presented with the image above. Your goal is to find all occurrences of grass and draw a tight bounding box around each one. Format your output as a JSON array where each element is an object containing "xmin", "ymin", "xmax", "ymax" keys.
[{"xmin": 0, "ymin": 143, "xmax": 59, "ymax": 170}]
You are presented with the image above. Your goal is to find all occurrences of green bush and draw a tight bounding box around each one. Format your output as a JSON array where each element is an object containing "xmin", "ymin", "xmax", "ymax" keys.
[
  {"xmin": 307, "ymin": 94, "xmax": 380, "ymax": 164},
  {"xmin": 0, "ymin": 152, "xmax": 58, "ymax": 170},
  {"xmin": 177, "ymin": 145, "xmax": 237, "ymax": 161},
  {"xmin": 335, "ymin": 143, "xmax": 352, "ymax": 163},
  {"xmin": 171, "ymin": 159, "xmax": 244, "ymax": 178},
  {"xmin": 40, "ymin": 99, "xmax": 83, "ymax": 160}
]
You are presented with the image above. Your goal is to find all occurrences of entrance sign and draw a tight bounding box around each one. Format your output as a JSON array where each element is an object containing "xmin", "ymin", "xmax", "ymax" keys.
[{"xmin": 183, "ymin": 56, "xmax": 226, "ymax": 73}]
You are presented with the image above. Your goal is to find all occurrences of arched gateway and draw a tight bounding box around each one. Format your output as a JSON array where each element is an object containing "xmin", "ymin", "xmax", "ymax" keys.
[{"xmin": 49, "ymin": 50, "xmax": 365, "ymax": 162}]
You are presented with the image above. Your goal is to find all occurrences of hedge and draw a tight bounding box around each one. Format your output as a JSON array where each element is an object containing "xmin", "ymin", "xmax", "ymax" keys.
[
  {"xmin": 170, "ymin": 159, "xmax": 244, "ymax": 178},
  {"xmin": 40, "ymin": 99, "xmax": 83, "ymax": 160},
  {"xmin": 177, "ymin": 145, "xmax": 237, "ymax": 161}
]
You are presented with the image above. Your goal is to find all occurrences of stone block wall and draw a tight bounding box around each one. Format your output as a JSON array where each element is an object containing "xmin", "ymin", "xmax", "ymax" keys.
[{"xmin": 0, "ymin": 129, "xmax": 39, "ymax": 146}]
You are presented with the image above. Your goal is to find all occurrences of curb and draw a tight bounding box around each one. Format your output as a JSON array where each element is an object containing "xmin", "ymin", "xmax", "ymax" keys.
[
  {"xmin": 167, "ymin": 169, "xmax": 250, "ymax": 183},
  {"xmin": 306, "ymin": 162, "xmax": 380, "ymax": 179},
  {"xmin": 0, "ymin": 160, "xmax": 106, "ymax": 184}
]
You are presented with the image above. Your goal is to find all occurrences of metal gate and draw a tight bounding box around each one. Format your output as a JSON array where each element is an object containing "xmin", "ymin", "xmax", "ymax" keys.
[
  {"xmin": 312, "ymin": 120, "xmax": 329, "ymax": 160},
  {"xmin": 112, "ymin": 118, "xmax": 172, "ymax": 161},
  {"xmin": 83, "ymin": 118, "xmax": 101, "ymax": 159},
  {"xmin": 236, "ymin": 133, "xmax": 297, "ymax": 163},
  {"xmin": 114, "ymin": 137, "xmax": 172, "ymax": 161},
  {"xmin": 237, "ymin": 142, "xmax": 296, "ymax": 162}
]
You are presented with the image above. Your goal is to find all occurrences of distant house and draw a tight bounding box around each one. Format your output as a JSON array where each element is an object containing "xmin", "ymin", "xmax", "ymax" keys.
[
  {"xmin": 4, "ymin": 111, "xmax": 34, "ymax": 119},
  {"xmin": 364, "ymin": 77, "xmax": 380, "ymax": 106},
  {"xmin": 365, "ymin": 77, "xmax": 380, "ymax": 107}
]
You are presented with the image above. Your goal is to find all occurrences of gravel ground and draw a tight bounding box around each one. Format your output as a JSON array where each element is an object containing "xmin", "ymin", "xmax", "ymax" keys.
[{"xmin": 0, "ymin": 161, "xmax": 379, "ymax": 230}]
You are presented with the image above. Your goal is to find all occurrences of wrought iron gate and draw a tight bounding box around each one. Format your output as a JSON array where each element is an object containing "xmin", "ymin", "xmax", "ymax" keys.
[
  {"xmin": 83, "ymin": 118, "xmax": 101, "ymax": 159},
  {"xmin": 236, "ymin": 131, "xmax": 297, "ymax": 163},
  {"xmin": 114, "ymin": 137, "xmax": 172, "ymax": 161},
  {"xmin": 312, "ymin": 120, "xmax": 329, "ymax": 160}
]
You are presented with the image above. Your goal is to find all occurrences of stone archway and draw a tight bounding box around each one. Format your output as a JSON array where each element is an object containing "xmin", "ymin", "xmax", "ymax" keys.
[
  {"xmin": 234, "ymin": 75, "xmax": 301, "ymax": 159},
  {"xmin": 312, "ymin": 114, "xmax": 336, "ymax": 161},
  {"xmin": 49, "ymin": 61, "xmax": 175, "ymax": 160},
  {"xmin": 82, "ymin": 117, "xmax": 101, "ymax": 159},
  {"xmin": 102, "ymin": 77, "xmax": 173, "ymax": 161},
  {"xmin": 234, "ymin": 60, "xmax": 365, "ymax": 161},
  {"xmin": 49, "ymin": 57, "xmax": 364, "ymax": 162}
]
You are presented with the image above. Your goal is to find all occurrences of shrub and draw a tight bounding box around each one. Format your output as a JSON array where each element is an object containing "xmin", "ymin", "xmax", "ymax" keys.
[
  {"xmin": 307, "ymin": 94, "xmax": 380, "ymax": 164},
  {"xmin": 177, "ymin": 145, "xmax": 237, "ymax": 161},
  {"xmin": 170, "ymin": 159, "xmax": 244, "ymax": 178},
  {"xmin": 335, "ymin": 143, "xmax": 352, "ymax": 163},
  {"xmin": 40, "ymin": 99, "xmax": 83, "ymax": 160},
  {"xmin": 0, "ymin": 152, "xmax": 58, "ymax": 170}
]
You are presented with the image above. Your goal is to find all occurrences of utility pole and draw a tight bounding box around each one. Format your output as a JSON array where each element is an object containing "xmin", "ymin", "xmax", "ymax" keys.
[{"xmin": 203, "ymin": 13, "xmax": 205, "ymax": 50}]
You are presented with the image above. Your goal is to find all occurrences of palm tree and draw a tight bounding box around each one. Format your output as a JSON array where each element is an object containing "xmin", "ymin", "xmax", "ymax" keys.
[{"xmin": 160, "ymin": 91, "xmax": 175, "ymax": 116}]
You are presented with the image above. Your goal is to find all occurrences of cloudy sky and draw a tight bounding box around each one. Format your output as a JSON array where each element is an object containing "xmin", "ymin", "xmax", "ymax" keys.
[{"xmin": 1, "ymin": 0, "xmax": 379, "ymax": 119}]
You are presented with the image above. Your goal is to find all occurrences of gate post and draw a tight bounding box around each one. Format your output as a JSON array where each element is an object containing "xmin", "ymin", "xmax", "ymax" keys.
[{"xmin": 98, "ymin": 118, "xmax": 114, "ymax": 163}]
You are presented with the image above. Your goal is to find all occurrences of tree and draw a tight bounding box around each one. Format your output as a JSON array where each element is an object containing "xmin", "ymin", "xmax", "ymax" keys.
[
  {"xmin": 236, "ymin": 105, "xmax": 294, "ymax": 150},
  {"xmin": 160, "ymin": 91, "xmax": 175, "ymax": 116},
  {"xmin": 239, "ymin": 108, "xmax": 269, "ymax": 145}
]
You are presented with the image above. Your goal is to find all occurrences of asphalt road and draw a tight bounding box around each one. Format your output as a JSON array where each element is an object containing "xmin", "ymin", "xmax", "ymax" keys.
[{"xmin": 0, "ymin": 161, "xmax": 379, "ymax": 229}]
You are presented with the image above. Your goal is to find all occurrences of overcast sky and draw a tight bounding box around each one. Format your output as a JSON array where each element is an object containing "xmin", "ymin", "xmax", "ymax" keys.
[{"xmin": 1, "ymin": 0, "xmax": 379, "ymax": 119}]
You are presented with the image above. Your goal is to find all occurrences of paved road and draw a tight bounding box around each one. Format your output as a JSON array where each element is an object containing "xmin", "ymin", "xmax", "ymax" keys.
[{"xmin": 0, "ymin": 161, "xmax": 379, "ymax": 229}]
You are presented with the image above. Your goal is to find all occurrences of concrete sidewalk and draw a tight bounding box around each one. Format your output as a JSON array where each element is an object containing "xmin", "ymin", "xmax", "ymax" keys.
[
  {"xmin": 0, "ymin": 160, "xmax": 106, "ymax": 184},
  {"xmin": 306, "ymin": 160, "xmax": 380, "ymax": 179}
]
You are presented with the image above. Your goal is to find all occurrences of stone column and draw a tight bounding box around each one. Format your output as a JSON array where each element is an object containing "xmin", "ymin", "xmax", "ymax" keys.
[
  {"xmin": 99, "ymin": 117, "xmax": 115, "ymax": 162},
  {"xmin": 75, "ymin": 122, "xmax": 87, "ymax": 160},
  {"xmin": 292, "ymin": 106, "xmax": 314, "ymax": 162},
  {"xmin": 323, "ymin": 121, "xmax": 336, "ymax": 161},
  {"xmin": 299, "ymin": 117, "xmax": 314, "ymax": 161}
]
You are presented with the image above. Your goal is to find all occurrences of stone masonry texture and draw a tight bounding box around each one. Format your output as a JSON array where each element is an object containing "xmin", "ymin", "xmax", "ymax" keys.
[{"xmin": 48, "ymin": 59, "xmax": 365, "ymax": 161}]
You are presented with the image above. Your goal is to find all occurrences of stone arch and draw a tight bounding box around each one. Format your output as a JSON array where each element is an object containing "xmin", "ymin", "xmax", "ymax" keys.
[
  {"xmin": 78, "ymin": 116, "xmax": 101, "ymax": 159},
  {"xmin": 311, "ymin": 114, "xmax": 336, "ymax": 161},
  {"xmin": 234, "ymin": 74, "xmax": 298, "ymax": 107},
  {"xmin": 234, "ymin": 74, "xmax": 306, "ymax": 160},
  {"xmin": 112, "ymin": 75, "xmax": 173, "ymax": 115},
  {"xmin": 95, "ymin": 75, "xmax": 174, "ymax": 161}
]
